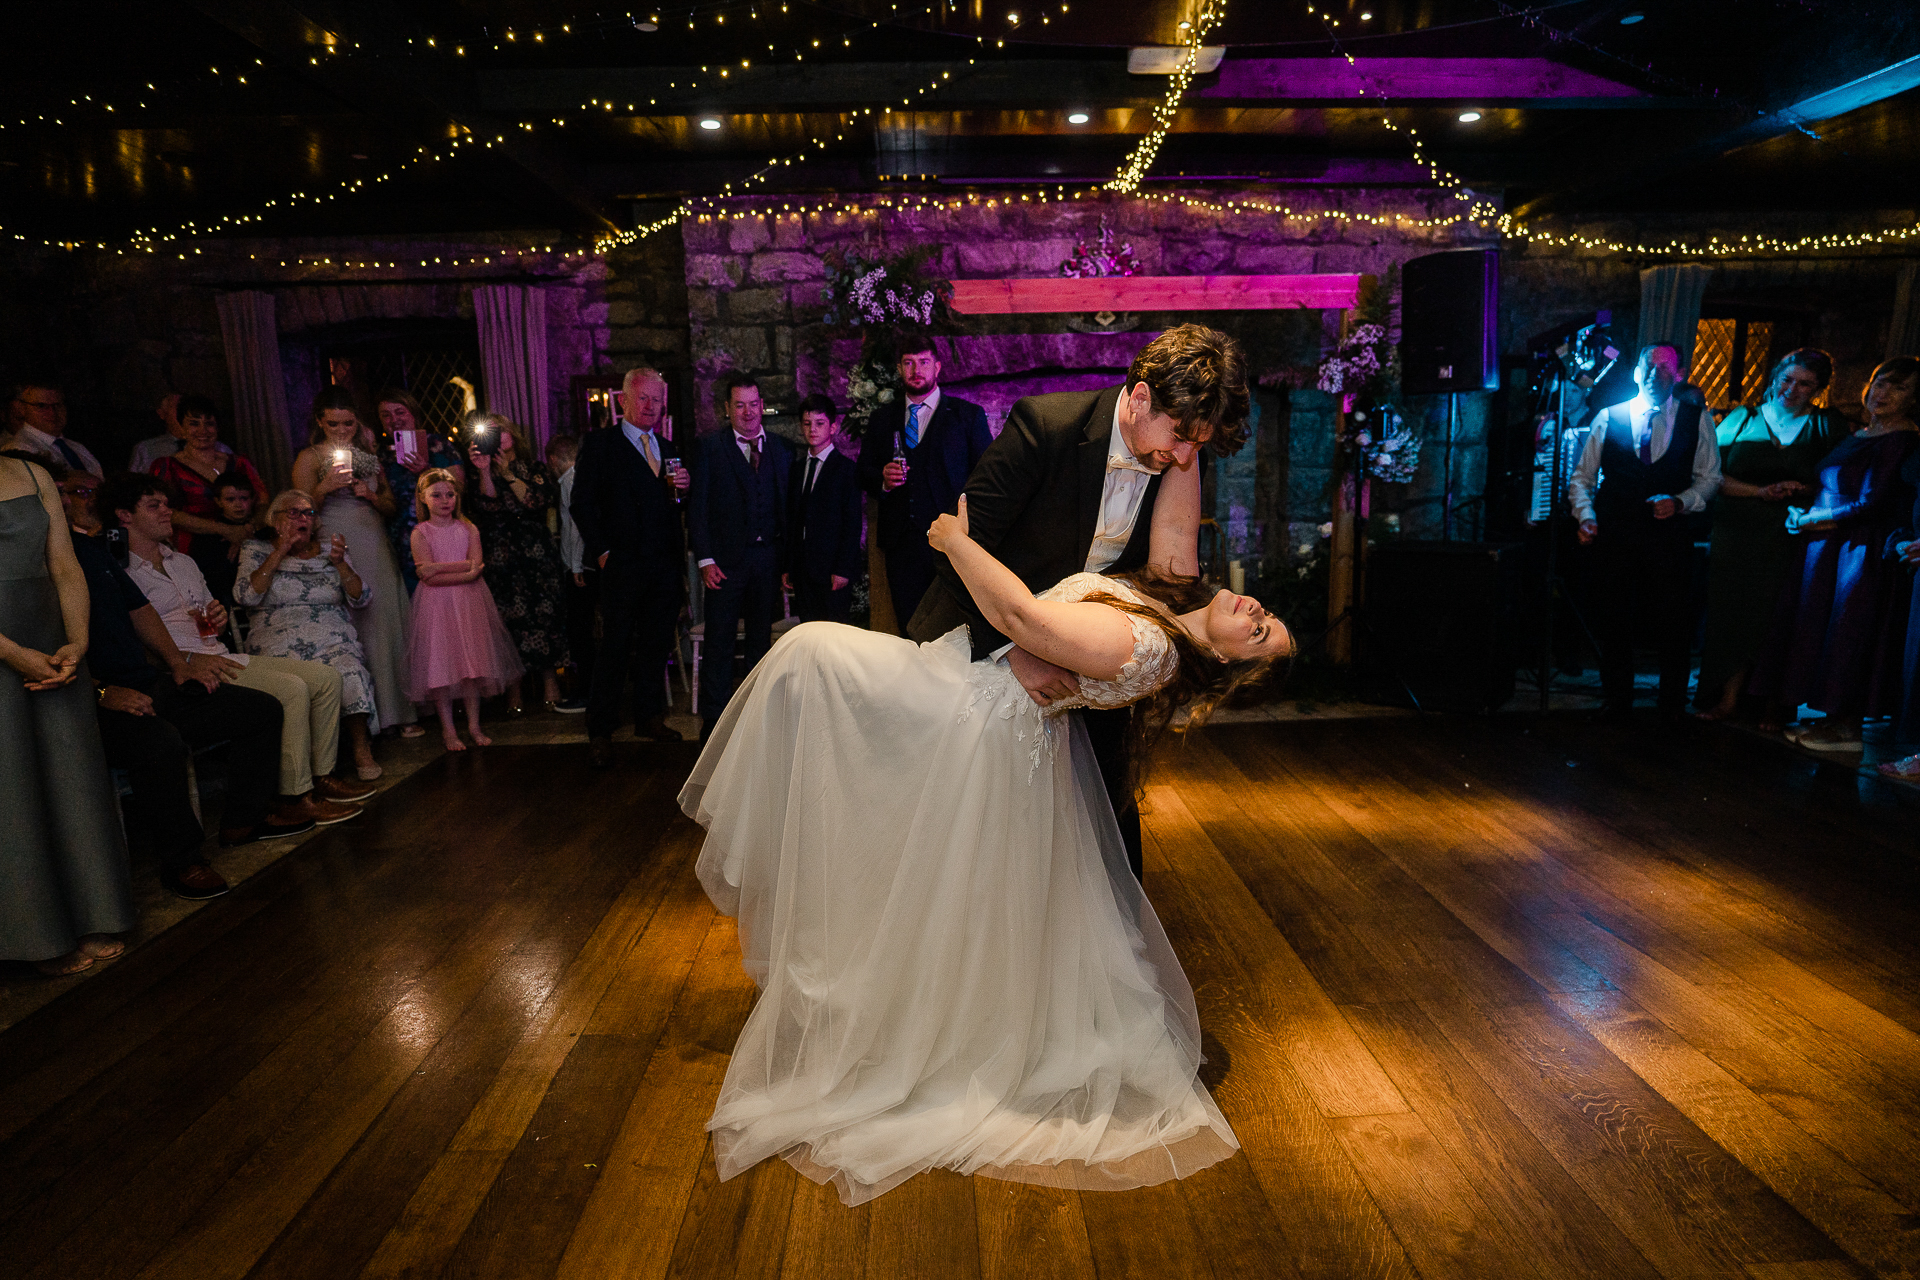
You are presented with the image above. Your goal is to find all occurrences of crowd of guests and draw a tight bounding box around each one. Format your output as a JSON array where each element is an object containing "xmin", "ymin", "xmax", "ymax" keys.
[
  {"xmin": 2, "ymin": 342, "xmax": 912, "ymax": 977},
  {"xmin": 1573, "ymin": 344, "xmax": 1920, "ymax": 776}
]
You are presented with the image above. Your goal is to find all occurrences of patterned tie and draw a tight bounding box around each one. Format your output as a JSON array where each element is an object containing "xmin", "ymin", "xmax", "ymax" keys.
[
  {"xmin": 804, "ymin": 456, "xmax": 819, "ymax": 496},
  {"xmin": 747, "ymin": 437, "xmax": 761, "ymax": 471},
  {"xmin": 905, "ymin": 403, "xmax": 922, "ymax": 451}
]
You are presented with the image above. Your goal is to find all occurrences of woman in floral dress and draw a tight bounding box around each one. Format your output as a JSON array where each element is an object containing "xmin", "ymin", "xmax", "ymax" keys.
[
  {"xmin": 235, "ymin": 490, "xmax": 383, "ymax": 779},
  {"xmin": 462, "ymin": 412, "xmax": 568, "ymax": 711}
]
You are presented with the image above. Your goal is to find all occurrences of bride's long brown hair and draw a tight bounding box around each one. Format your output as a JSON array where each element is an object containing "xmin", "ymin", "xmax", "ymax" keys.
[{"xmin": 1084, "ymin": 566, "xmax": 1289, "ymax": 801}]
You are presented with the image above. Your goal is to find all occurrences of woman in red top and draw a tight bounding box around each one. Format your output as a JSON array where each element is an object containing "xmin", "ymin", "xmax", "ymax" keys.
[{"xmin": 148, "ymin": 394, "xmax": 267, "ymax": 554}]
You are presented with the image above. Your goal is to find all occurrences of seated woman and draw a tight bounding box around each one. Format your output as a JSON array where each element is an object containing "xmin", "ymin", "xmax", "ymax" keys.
[
  {"xmin": 680, "ymin": 496, "xmax": 1288, "ymax": 1206},
  {"xmin": 1749, "ymin": 357, "xmax": 1920, "ymax": 747},
  {"xmin": 234, "ymin": 491, "xmax": 384, "ymax": 782},
  {"xmin": 148, "ymin": 394, "xmax": 267, "ymax": 559}
]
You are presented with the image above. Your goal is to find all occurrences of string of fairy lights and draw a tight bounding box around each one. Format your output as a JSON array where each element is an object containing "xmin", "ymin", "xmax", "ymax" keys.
[{"xmin": 7, "ymin": 0, "xmax": 1920, "ymax": 262}]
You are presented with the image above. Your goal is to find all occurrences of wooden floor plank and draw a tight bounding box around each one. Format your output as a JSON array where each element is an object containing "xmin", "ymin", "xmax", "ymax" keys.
[
  {"xmin": 666, "ymin": 1143, "xmax": 798, "ymax": 1279},
  {"xmin": 780, "ymin": 1174, "xmax": 871, "ymax": 1280},
  {"xmin": 973, "ymin": 1179, "xmax": 1096, "ymax": 1280},
  {"xmin": 862, "ymin": 1170, "xmax": 982, "ymax": 1280},
  {"xmin": 553, "ymin": 912, "xmax": 755, "ymax": 1280},
  {"xmin": 1141, "ymin": 794, "xmax": 1418, "ymax": 1280}
]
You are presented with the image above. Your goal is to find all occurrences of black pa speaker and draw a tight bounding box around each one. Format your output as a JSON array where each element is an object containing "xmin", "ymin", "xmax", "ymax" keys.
[
  {"xmin": 1400, "ymin": 249, "xmax": 1500, "ymax": 395},
  {"xmin": 1358, "ymin": 540, "xmax": 1520, "ymax": 713}
]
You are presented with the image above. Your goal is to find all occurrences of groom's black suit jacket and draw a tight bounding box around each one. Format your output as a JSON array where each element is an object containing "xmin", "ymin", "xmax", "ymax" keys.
[{"xmin": 906, "ymin": 385, "xmax": 1163, "ymax": 660}]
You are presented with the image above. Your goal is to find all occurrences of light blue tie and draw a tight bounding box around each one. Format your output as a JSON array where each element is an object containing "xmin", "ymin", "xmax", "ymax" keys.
[{"xmin": 905, "ymin": 403, "xmax": 922, "ymax": 450}]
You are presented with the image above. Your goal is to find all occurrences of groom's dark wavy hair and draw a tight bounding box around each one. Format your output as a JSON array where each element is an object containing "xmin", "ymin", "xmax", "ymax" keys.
[
  {"xmin": 1087, "ymin": 566, "xmax": 1291, "ymax": 802},
  {"xmin": 1125, "ymin": 324, "xmax": 1252, "ymax": 457}
]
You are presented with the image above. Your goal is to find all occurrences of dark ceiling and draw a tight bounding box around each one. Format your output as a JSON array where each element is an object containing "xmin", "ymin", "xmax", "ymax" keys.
[{"xmin": 4, "ymin": 0, "xmax": 1918, "ymax": 246}]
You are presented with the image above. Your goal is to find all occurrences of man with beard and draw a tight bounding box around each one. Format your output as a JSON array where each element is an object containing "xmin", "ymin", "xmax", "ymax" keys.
[{"xmin": 857, "ymin": 332, "xmax": 992, "ymax": 631}]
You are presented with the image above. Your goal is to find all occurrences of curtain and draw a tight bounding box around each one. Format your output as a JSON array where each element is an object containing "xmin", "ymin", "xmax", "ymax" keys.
[
  {"xmin": 1637, "ymin": 264, "xmax": 1714, "ymax": 356},
  {"xmin": 474, "ymin": 284, "xmax": 551, "ymax": 456},
  {"xmin": 214, "ymin": 291, "xmax": 294, "ymax": 489},
  {"xmin": 1888, "ymin": 262, "xmax": 1920, "ymax": 362}
]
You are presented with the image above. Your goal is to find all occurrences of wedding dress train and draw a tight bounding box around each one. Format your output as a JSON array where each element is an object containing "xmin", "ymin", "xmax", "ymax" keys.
[{"xmin": 678, "ymin": 573, "xmax": 1238, "ymax": 1205}]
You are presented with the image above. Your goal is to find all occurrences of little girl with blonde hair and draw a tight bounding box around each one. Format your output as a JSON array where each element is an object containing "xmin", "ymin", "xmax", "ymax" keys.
[{"xmin": 404, "ymin": 469, "xmax": 523, "ymax": 750}]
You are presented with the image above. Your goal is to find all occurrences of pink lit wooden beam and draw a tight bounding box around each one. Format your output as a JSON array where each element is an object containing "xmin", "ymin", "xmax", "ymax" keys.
[{"xmin": 948, "ymin": 274, "xmax": 1366, "ymax": 315}]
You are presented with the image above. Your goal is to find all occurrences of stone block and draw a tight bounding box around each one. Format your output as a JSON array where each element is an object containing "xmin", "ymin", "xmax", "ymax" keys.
[
  {"xmin": 1161, "ymin": 238, "xmax": 1233, "ymax": 275},
  {"xmin": 680, "ymin": 220, "xmax": 725, "ymax": 253},
  {"xmin": 727, "ymin": 288, "xmax": 787, "ymax": 324},
  {"xmin": 1231, "ymin": 244, "xmax": 1316, "ymax": 274},
  {"xmin": 1311, "ymin": 245, "xmax": 1382, "ymax": 274},
  {"xmin": 687, "ymin": 291, "xmax": 719, "ymax": 323},
  {"xmin": 728, "ymin": 216, "xmax": 772, "ymax": 254},
  {"xmin": 788, "ymin": 281, "xmax": 828, "ymax": 314},
  {"xmin": 685, "ymin": 254, "xmax": 744, "ymax": 288},
  {"xmin": 772, "ymin": 214, "xmax": 809, "ymax": 250},
  {"xmin": 954, "ymin": 238, "xmax": 1076, "ymax": 276},
  {"xmin": 773, "ymin": 328, "xmax": 794, "ymax": 369},
  {"xmin": 758, "ymin": 374, "xmax": 797, "ymax": 408},
  {"xmin": 608, "ymin": 326, "xmax": 689, "ymax": 355},
  {"xmin": 749, "ymin": 251, "xmax": 827, "ymax": 283},
  {"xmin": 699, "ymin": 326, "xmax": 770, "ymax": 370}
]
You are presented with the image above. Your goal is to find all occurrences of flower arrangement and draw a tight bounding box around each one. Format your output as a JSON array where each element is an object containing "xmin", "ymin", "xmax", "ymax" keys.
[
  {"xmin": 1346, "ymin": 406, "xmax": 1422, "ymax": 485},
  {"xmin": 1060, "ymin": 218, "xmax": 1139, "ymax": 279},
  {"xmin": 844, "ymin": 355, "xmax": 902, "ymax": 429},
  {"xmin": 821, "ymin": 250, "xmax": 953, "ymax": 329},
  {"xmin": 1312, "ymin": 264, "xmax": 1401, "ymax": 409}
]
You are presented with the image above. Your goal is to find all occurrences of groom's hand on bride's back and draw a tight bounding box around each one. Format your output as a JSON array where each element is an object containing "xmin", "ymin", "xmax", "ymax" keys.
[{"xmin": 1008, "ymin": 646, "xmax": 1079, "ymax": 707}]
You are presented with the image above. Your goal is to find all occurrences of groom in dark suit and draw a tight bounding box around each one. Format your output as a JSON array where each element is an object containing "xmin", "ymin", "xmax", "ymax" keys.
[
  {"xmin": 857, "ymin": 333, "xmax": 994, "ymax": 631},
  {"xmin": 908, "ymin": 325, "xmax": 1251, "ymax": 881},
  {"xmin": 571, "ymin": 366, "xmax": 691, "ymax": 766},
  {"xmin": 689, "ymin": 374, "xmax": 793, "ymax": 734}
]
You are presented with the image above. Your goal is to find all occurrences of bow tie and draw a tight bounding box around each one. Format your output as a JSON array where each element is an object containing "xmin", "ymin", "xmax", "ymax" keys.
[{"xmin": 1107, "ymin": 452, "xmax": 1159, "ymax": 477}]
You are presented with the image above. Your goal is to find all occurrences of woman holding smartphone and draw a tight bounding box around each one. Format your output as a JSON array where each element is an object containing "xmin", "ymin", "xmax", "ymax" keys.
[
  {"xmin": 291, "ymin": 387, "xmax": 419, "ymax": 759},
  {"xmin": 377, "ymin": 387, "xmax": 464, "ymax": 598}
]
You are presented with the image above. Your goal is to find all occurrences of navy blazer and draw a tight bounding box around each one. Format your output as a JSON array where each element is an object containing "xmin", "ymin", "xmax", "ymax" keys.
[
  {"xmin": 789, "ymin": 449, "xmax": 865, "ymax": 584},
  {"xmin": 569, "ymin": 426, "xmax": 685, "ymax": 574},
  {"xmin": 688, "ymin": 428, "xmax": 794, "ymax": 566},
  {"xmin": 857, "ymin": 392, "xmax": 993, "ymax": 552}
]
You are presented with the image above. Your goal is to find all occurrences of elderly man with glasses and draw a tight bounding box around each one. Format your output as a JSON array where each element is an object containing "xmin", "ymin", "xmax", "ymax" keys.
[{"xmin": 7, "ymin": 380, "xmax": 103, "ymax": 478}]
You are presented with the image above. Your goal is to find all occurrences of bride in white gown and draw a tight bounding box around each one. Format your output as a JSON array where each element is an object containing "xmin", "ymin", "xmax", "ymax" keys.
[{"xmin": 679, "ymin": 496, "xmax": 1289, "ymax": 1205}]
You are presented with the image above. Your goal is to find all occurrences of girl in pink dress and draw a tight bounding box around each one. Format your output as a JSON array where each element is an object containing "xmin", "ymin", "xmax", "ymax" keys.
[{"xmin": 405, "ymin": 470, "xmax": 524, "ymax": 751}]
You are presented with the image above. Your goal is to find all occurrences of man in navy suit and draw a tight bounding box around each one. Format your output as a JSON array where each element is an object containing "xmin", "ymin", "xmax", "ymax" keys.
[
  {"xmin": 571, "ymin": 367, "xmax": 692, "ymax": 766},
  {"xmin": 784, "ymin": 394, "xmax": 864, "ymax": 623},
  {"xmin": 689, "ymin": 374, "xmax": 792, "ymax": 735},
  {"xmin": 857, "ymin": 333, "xmax": 993, "ymax": 632}
]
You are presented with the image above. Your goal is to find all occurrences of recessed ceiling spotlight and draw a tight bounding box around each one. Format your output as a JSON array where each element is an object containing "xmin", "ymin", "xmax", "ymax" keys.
[
  {"xmin": 636, "ymin": 19, "xmax": 658, "ymax": 31},
  {"xmin": 1360, "ymin": 10, "xmax": 1372, "ymax": 18},
  {"xmin": 1458, "ymin": 110, "xmax": 1482, "ymax": 122},
  {"xmin": 1178, "ymin": 19, "xmax": 1193, "ymax": 29},
  {"xmin": 1619, "ymin": 10, "xmax": 1644, "ymax": 22},
  {"xmin": 1068, "ymin": 111, "xmax": 1090, "ymax": 124},
  {"xmin": 699, "ymin": 118, "xmax": 722, "ymax": 130},
  {"xmin": 1006, "ymin": 10, "xmax": 1020, "ymax": 23}
]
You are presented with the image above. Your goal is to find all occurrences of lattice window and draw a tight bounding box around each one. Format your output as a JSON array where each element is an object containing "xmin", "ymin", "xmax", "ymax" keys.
[
  {"xmin": 357, "ymin": 348, "xmax": 485, "ymax": 437},
  {"xmin": 1691, "ymin": 318, "xmax": 1782, "ymax": 412}
]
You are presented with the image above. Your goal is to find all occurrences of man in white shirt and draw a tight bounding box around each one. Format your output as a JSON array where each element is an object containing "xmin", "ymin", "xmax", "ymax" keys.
[
  {"xmin": 103, "ymin": 474, "xmax": 375, "ymax": 823},
  {"xmin": 7, "ymin": 380, "xmax": 103, "ymax": 478},
  {"xmin": 1566, "ymin": 342, "xmax": 1722, "ymax": 717}
]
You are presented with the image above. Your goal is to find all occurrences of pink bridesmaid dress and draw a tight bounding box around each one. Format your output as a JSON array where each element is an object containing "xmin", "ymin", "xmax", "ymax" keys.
[{"xmin": 404, "ymin": 519, "xmax": 525, "ymax": 702}]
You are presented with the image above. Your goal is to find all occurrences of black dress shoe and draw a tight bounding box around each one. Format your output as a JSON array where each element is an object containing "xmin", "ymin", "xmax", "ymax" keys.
[
  {"xmin": 637, "ymin": 715, "xmax": 681, "ymax": 742},
  {"xmin": 589, "ymin": 737, "xmax": 613, "ymax": 769},
  {"xmin": 219, "ymin": 814, "xmax": 317, "ymax": 847}
]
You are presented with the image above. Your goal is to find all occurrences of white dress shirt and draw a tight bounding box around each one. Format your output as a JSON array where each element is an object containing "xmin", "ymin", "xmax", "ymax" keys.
[
  {"xmin": 125, "ymin": 544, "xmax": 248, "ymax": 661},
  {"xmin": 1086, "ymin": 396, "xmax": 1159, "ymax": 573},
  {"xmin": 12, "ymin": 426, "xmax": 103, "ymax": 478},
  {"xmin": 902, "ymin": 387, "xmax": 941, "ymax": 448},
  {"xmin": 621, "ymin": 420, "xmax": 662, "ymax": 474},
  {"xmin": 1567, "ymin": 394, "xmax": 1722, "ymax": 523},
  {"xmin": 800, "ymin": 443, "xmax": 835, "ymax": 496}
]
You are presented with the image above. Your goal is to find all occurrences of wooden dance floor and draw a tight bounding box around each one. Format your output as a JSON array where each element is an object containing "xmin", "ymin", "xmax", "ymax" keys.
[{"xmin": 4, "ymin": 718, "xmax": 1919, "ymax": 1279}]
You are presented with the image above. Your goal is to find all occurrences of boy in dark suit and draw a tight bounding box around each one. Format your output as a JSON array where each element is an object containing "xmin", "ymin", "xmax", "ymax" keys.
[
  {"xmin": 689, "ymin": 374, "xmax": 793, "ymax": 733},
  {"xmin": 785, "ymin": 394, "xmax": 864, "ymax": 623},
  {"xmin": 857, "ymin": 332, "xmax": 993, "ymax": 631}
]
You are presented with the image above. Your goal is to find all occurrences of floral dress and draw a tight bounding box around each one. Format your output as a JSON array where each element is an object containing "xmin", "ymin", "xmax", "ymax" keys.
[
  {"xmin": 384, "ymin": 433, "xmax": 467, "ymax": 594},
  {"xmin": 233, "ymin": 538, "xmax": 380, "ymax": 728},
  {"xmin": 468, "ymin": 458, "xmax": 570, "ymax": 670}
]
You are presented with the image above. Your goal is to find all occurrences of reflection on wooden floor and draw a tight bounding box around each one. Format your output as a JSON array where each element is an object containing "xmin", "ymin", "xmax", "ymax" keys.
[{"xmin": 2, "ymin": 718, "xmax": 1918, "ymax": 1279}]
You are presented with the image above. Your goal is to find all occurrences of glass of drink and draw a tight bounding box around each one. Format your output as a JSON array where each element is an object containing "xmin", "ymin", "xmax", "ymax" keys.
[{"xmin": 188, "ymin": 605, "xmax": 220, "ymax": 638}]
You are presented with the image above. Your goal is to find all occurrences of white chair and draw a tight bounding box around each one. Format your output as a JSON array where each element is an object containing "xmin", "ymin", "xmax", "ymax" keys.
[{"xmin": 686, "ymin": 586, "xmax": 797, "ymax": 716}]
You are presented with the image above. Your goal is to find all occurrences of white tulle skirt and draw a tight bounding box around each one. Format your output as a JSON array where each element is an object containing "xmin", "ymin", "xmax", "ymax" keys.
[{"xmin": 678, "ymin": 622, "xmax": 1238, "ymax": 1206}]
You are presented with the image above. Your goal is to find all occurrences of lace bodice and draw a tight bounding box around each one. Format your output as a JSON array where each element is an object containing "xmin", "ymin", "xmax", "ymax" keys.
[{"xmin": 944, "ymin": 573, "xmax": 1179, "ymax": 781}]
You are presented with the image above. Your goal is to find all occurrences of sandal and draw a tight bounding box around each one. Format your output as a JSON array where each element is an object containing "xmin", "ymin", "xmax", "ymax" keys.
[
  {"xmin": 79, "ymin": 935, "xmax": 125, "ymax": 960},
  {"xmin": 1876, "ymin": 754, "xmax": 1920, "ymax": 780},
  {"xmin": 400, "ymin": 724, "xmax": 426, "ymax": 739},
  {"xmin": 35, "ymin": 950, "xmax": 93, "ymax": 978}
]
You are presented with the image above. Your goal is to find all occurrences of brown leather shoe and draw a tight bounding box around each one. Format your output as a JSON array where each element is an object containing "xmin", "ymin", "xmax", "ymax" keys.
[
  {"xmin": 314, "ymin": 775, "xmax": 377, "ymax": 804},
  {"xmin": 282, "ymin": 794, "xmax": 360, "ymax": 826},
  {"xmin": 165, "ymin": 862, "xmax": 230, "ymax": 899},
  {"xmin": 219, "ymin": 813, "xmax": 316, "ymax": 847}
]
